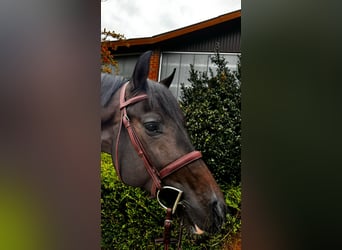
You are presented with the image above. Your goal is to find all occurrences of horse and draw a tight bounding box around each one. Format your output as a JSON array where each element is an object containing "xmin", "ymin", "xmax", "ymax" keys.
[{"xmin": 101, "ymin": 51, "xmax": 227, "ymax": 234}]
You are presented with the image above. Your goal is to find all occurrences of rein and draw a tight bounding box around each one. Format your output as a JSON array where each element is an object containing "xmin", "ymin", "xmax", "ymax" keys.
[
  {"xmin": 115, "ymin": 82, "xmax": 202, "ymax": 196},
  {"xmin": 155, "ymin": 208, "xmax": 184, "ymax": 250}
]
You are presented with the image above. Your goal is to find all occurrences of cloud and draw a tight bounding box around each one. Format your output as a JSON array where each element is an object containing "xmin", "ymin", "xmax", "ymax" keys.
[{"xmin": 101, "ymin": 0, "xmax": 241, "ymax": 38}]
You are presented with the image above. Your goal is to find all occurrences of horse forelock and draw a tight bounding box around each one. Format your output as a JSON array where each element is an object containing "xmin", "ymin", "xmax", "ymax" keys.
[
  {"xmin": 146, "ymin": 80, "xmax": 185, "ymax": 128},
  {"xmin": 101, "ymin": 73, "xmax": 126, "ymax": 107}
]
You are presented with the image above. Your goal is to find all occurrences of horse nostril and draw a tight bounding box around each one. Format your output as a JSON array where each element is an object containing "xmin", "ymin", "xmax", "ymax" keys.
[
  {"xmin": 210, "ymin": 198, "xmax": 227, "ymax": 232},
  {"xmin": 212, "ymin": 199, "xmax": 226, "ymax": 215}
]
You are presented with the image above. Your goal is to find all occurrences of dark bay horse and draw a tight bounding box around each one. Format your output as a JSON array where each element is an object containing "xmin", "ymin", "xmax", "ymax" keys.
[{"xmin": 101, "ymin": 51, "xmax": 226, "ymax": 234}]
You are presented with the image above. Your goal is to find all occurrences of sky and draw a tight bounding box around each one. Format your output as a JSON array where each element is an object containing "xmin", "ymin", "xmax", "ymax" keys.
[{"xmin": 101, "ymin": 0, "xmax": 241, "ymax": 39}]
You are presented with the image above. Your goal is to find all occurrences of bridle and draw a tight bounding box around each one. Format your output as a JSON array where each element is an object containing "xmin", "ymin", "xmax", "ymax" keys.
[{"xmin": 115, "ymin": 82, "xmax": 202, "ymax": 197}]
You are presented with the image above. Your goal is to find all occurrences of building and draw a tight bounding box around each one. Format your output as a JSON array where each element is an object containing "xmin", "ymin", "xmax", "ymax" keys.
[{"xmin": 104, "ymin": 10, "xmax": 241, "ymax": 99}]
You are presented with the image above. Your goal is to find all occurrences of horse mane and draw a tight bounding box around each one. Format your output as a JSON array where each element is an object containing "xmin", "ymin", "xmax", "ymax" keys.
[{"xmin": 101, "ymin": 73, "xmax": 127, "ymax": 107}]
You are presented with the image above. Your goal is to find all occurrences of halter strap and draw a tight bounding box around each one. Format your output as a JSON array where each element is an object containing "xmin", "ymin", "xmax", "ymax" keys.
[{"xmin": 115, "ymin": 82, "xmax": 202, "ymax": 196}]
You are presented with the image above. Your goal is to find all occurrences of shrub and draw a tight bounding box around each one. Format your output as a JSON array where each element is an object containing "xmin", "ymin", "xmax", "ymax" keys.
[
  {"xmin": 180, "ymin": 52, "xmax": 241, "ymax": 185},
  {"xmin": 101, "ymin": 153, "xmax": 164, "ymax": 249}
]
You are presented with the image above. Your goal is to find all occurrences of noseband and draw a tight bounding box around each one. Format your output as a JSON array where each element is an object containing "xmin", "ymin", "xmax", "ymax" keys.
[{"xmin": 115, "ymin": 82, "xmax": 202, "ymax": 196}]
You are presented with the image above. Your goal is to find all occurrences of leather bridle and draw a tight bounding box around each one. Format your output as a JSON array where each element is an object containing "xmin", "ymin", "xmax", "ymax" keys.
[{"xmin": 114, "ymin": 82, "xmax": 202, "ymax": 197}]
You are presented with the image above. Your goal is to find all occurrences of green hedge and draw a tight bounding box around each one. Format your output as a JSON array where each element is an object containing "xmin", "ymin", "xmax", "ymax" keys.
[
  {"xmin": 180, "ymin": 52, "xmax": 241, "ymax": 185},
  {"xmin": 101, "ymin": 153, "xmax": 164, "ymax": 249}
]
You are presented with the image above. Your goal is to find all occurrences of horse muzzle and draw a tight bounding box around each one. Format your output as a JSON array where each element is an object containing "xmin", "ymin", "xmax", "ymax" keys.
[
  {"xmin": 185, "ymin": 192, "xmax": 227, "ymax": 234},
  {"xmin": 156, "ymin": 185, "xmax": 227, "ymax": 234},
  {"xmin": 179, "ymin": 195, "xmax": 227, "ymax": 234}
]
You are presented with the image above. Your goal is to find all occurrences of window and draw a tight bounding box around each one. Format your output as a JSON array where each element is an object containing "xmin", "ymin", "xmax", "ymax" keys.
[
  {"xmin": 113, "ymin": 54, "xmax": 140, "ymax": 79},
  {"xmin": 159, "ymin": 52, "xmax": 239, "ymax": 99}
]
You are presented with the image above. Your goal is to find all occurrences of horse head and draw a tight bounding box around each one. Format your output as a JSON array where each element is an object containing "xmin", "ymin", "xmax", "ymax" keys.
[{"xmin": 101, "ymin": 51, "xmax": 227, "ymax": 234}]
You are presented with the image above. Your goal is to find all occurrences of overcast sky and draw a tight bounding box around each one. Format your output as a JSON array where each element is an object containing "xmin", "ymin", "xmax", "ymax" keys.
[{"xmin": 101, "ymin": 0, "xmax": 241, "ymax": 39}]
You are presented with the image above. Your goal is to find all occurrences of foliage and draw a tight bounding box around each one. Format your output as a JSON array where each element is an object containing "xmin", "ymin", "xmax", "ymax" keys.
[
  {"xmin": 101, "ymin": 29, "xmax": 125, "ymax": 42},
  {"xmin": 180, "ymin": 52, "xmax": 241, "ymax": 185},
  {"xmin": 101, "ymin": 153, "xmax": 164, "ymax": 249},
  {"xmin": 101, "ymin": 156, "xmax": 160, "ymax": 249},
  {"xmin": 101, "ymin": 29, "xmax": 125, "ymax": 74}
]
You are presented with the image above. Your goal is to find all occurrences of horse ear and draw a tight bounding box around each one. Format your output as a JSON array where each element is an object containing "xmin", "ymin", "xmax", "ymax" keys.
[
  {"xmin": 159, "ymin": 68, "xmax": 176, "ymax": 88},
  {"xmin": 131, "ymin": 51, "xmax": 152, "ymax": 91}
]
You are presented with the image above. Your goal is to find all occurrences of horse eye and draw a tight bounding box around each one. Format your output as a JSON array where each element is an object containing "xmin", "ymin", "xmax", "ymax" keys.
[{"xmin": 144, "ymin": 122, "xmax": 161, "ymax": 134}]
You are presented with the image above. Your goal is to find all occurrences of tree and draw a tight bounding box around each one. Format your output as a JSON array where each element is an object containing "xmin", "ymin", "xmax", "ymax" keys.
[
  {"xmin": 180, "ymin": 52, "xmax": 241, "ymax": 185},
  {"xmin": 101, "ymin": 29, "xmax": 125, "ymax": 74}
]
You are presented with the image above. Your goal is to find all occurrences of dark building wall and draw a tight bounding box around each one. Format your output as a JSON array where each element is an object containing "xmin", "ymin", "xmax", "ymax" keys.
[{"xmin": 160, "ymin": 18, "xmax": 240, "ymax": 53}]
